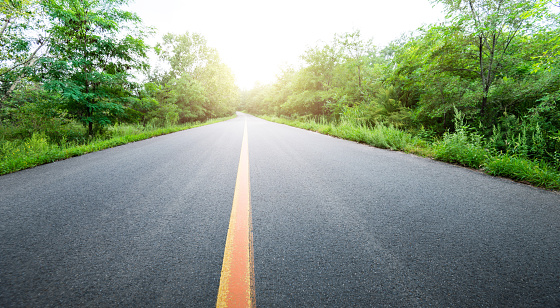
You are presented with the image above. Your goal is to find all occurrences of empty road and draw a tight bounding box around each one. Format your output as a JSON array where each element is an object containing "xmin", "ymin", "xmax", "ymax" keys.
[{"xmin": 1, "ymin": 113, "xmax": 560, "ymax": 307}]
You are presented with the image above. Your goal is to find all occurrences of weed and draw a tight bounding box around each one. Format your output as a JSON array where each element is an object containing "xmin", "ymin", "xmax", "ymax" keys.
[
  {"xmin": 260, "ymin": 114, "xmax": 559, "ymax": 191},
  {"xmin": 433, "ymin": 130, "xmax": 488, "ymax": 169}
]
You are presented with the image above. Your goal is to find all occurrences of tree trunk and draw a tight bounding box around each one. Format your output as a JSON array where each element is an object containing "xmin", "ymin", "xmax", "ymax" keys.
[
  {"xmin": 481, "ymin": 95, "xmax": 488, "ymax": 117},
  {"xmin": 478, "ymin": 35, "xmax": 486, "ymax": 117},
  {"xmin": 88, "ymin": 121, "xmax": 93, "ymax": 136}
]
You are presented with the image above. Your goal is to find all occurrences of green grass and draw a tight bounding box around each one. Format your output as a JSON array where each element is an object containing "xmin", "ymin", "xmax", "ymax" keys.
[
  {"xmin": 433, "ymin": 130, "xmax": 488, "ymax": 169},
  {"xmin": 484, "ymin": 154, "xmax": 560, "ymax": 190},
  {"xmin": 260, "ymin": 116, "xmax": 423, "ymax": 151},
  {"xmin": 260, "ymin": 115, "xmax": 560, "ymax": 191},
  {"xmin": 0, "ymin": 116, "xmax": 234, "ymax": 175}
]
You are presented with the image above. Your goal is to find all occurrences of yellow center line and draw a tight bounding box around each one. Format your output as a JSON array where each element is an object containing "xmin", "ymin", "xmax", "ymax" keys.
[{"xmin": 217, "ymin": 119, "xmax": 255, "ymax": 308}]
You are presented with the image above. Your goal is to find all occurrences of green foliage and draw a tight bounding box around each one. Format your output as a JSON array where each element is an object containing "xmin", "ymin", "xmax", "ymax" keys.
[
  {"xmin": 388, "ymin": 24, "xmax": 482, "ymax": 131},
  {"xmin": 341, "ymin": 86, "xmax": 411, "ymax": 127},
  {"xmin": 0, "ymin": 0, "xmax": 47, "ymax": 97},
  {"xmin": 1, "ymin": 132, "xmax": 52, "ymax": 161},
  {"xmin": 488, "ymin": 98, "xmax": 560, "ymax": 166},
  {"xmin": 432, "ymin": 108, "xmax": 487, "ymax": 168},
  {"xmin": 0, "ymin": 87, "xmax": 94, "ymax": 144},
  {"xmin": 162, "ymin": 74, "xmax": 208, "ymax": 121},
  {"xmin": 261, "ymin": 115, "xmax": 419, "ymax": 152},
  {"xmin": 243, "ymin": 31, "xmax": 385, "ymax": 119},
  {"xmin": 430, "ymin": 0, "xmax": 550, "ymax": 119},
  {"xmin": 152, "ymin": 31, "xmax": 238, "ymax": 122},
  {"xmin": 156, "ymin": 32, "xmax": 211, "ymax": 80},
  {"xmin": 434, "ymin": 130, "xmax": 488, "ymax": 168},
  {"xmin": 38, "ymin": 0, "xmax": 149, "ymax": 136}
]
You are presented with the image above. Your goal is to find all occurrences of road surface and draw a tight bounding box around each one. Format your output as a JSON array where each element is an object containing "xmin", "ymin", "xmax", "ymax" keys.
[{"xmin": 1, "ymin": 113, "xmax": 559, "ymax": 306}]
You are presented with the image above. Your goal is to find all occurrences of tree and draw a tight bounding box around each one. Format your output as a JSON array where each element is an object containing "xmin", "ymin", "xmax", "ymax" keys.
[
  {"xmin": 529, "ymin": 1, "xmax": 560, "ymax": 72},
  {"xmin": 38, "ymin": 0, "xmax": 149, "ymax": 136},
  {"xmin": 387, "ymin": 24, "xmax": 482, "ymax": 130},
  {"xmin": 154, "ymin": 32, "xmax": 238, "ymax": 122},
  {"xmin": 156, "ymin": 32, "xmax": 212, "ymax": 82},
  {"xmin": 0, "ymin": 0, "xmax": 48, "ymax": 100},
  {"xmin": 432, "ymin": 0, "xmax": 548, "ymax": 120},
  {"xmin": 197, "ymin": 58, "xmax": 238, "ymax": 117},
  {"xmin": 335, "ymin": 31, "xmax": 377, "ymax": 97},
  {"xmin": 280, "ymin": 44, "xmax": 338, "ymax": 116},
  {"xmin": 240, "ymin": 32, "xmax": 386, "ymax": 119}
]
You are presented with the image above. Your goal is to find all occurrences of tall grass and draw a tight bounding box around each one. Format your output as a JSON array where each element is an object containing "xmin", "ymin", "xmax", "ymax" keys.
[
  {"xmin": 485, "ymin": 154, "xmax": 560, "ymax": 190},
  {"xmin": 0, "ymin": 117, "xmax": 233, "ymax": 175},
  {"xmin": 433, "ymin": 129, "xmax": 488, "ymax": 169},
  {"xmin": 261, "ymin": 116, "xmax": 422, "ymax": 151},
  {"xmin": 260, "ymin": 115, "xmax": 560, "ymax": 191}
]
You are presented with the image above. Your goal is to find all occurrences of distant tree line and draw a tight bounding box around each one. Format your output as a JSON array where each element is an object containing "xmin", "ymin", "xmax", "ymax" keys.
[{"xmin": 241, "ymin": 0, "xmax": 560, "ymax": 168}]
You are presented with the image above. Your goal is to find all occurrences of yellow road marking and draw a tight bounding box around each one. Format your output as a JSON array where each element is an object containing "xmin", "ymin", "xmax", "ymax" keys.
[{"xmin": 217, "ymin": 120, "xmax": 255, "ymax": 308}]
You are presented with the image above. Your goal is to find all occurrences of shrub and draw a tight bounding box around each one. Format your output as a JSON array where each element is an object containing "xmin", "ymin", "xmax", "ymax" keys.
[
  {"xmin": 433, "ymin": 108, "xmax": 488, "ymax": 169},
  {"xmin": 433, "ymin": 129, "xmax": 488, "ymax": 169}
]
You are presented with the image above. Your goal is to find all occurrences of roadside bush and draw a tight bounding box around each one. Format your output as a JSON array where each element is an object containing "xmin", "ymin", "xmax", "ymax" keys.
[
  {"xmin": 487, "ymin": 100, "xmax": 560, "ymax": 169},
  {"xmin": 433, "ymin": 109, "xmax": 488, "ymax": 169},
  {"xmin": 0, "ymin": 132, "xmax": 58, "ymax": 174},
  {"xmin": 373, "ymin": 123, "xmax": 416, "ymax": 151},
  {"xmin": 433, "ymin": 129, "xmax": 488, "ymax": 169}
]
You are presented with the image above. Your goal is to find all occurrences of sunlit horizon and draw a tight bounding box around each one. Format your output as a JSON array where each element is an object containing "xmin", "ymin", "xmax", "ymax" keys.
[{"xmin": 128, "ymin": 0, "xmax": 444, "ymax": 90}]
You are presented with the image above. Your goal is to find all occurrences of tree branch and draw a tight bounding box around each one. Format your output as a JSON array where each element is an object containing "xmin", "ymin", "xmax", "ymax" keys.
[
  {"xmin": 0, "ymin": 17, "xmax": 11, "ymax": 38},
  {"xmin": 4, "ymin": 37, "xmax": 49, "ymax": 95},
  {"xmin": 468, "ymin": 0, "xmax": 482, "ymax": 29}
]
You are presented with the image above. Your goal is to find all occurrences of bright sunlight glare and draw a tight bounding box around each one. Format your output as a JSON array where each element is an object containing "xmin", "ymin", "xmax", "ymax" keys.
[{"xmin": 128, "ymin": 0, "xmax": 445, "ymax": 90}]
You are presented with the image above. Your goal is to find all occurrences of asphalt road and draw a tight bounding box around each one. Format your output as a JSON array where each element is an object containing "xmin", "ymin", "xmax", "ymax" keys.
[{"xmin": 2, "ymin": 113, "xmax": 560, "ymax": 307}]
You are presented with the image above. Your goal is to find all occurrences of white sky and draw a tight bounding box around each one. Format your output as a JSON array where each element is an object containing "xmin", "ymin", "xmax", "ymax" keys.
[{"xmin": 127, "ymin": 0, "xmax": 445, "ymax": 90}]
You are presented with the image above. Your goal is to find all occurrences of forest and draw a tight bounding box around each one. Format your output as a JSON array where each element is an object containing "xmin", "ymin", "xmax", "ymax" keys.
[
  {"xmin": 0, "ymin": 0, "xmax": 239, "ymax": 173},
  {"xmin": 242, "ymin": 0, "xmax": 560, "ymax": 187}
]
